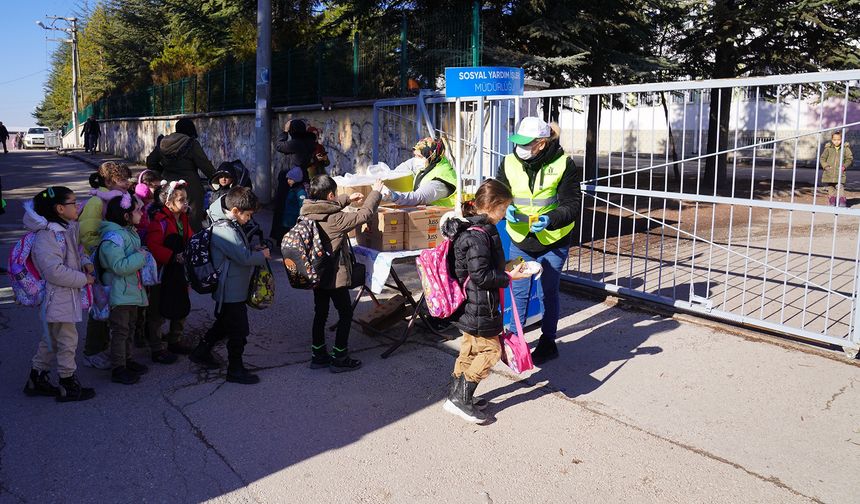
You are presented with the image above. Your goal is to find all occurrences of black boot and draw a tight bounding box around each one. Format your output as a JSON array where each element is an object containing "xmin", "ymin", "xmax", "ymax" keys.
[
  {"xmin": 23, "ymin": 369, "xmax": 59, "ymax": 397},
  {"xmin": 443, "ymin": 375, "xmax": 487, "ymax": 424},
  {"xmin": 309, "ymin": 344, "xmax": 331, "ymax": 369},
  {"xmin": 330, "ymin": 347, "xmax": 361, "ymax": 373},
  {"xmin": 531, "ymin": 338, "xmax": 559, "ymax": 365},
  {"xmin": 447, "ymin": 374, "xmax": 487, "ymax": 410},
  {"xmin": 226, "ymin": 356, "xmax": 260, "ymax": 385},
  {"xmin": 56, "ymin": 374, "xmax": 96, "ymax": 402},
  {"xmin": 189, "ymin": 340, "xmax": 220, "ymax": 370}
]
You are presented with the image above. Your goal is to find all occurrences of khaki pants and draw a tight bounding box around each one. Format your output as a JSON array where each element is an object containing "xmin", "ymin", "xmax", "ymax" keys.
[
  {"xmin": 32, "ymin": 322, "xmax": 79, "ymax": 378},
  {"xmin": 453, "ymin": 332, "xmax": 502, "ymax": 383},
  {"xmin": 109, "ymin": 306, "xmax": 138, "ymax": 369}
]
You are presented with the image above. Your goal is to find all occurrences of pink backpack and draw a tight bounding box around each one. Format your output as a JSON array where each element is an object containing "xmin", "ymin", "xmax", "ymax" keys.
[
  {"xmin": 8, "ymin": 231, "xmax": 92, "ymax": 309},
  {"xmin": 499, "ymin": 282, "xmax": 534, "ymax": 373},
  {"xmin": 415, "ymin": 226, "xmax": 487, "ymax": 319}
]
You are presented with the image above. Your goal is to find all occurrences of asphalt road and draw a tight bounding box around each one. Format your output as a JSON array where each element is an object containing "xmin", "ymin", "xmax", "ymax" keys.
[{"xmin": 0, "ymin": 151, "xmax": 858, "ymax": 503}]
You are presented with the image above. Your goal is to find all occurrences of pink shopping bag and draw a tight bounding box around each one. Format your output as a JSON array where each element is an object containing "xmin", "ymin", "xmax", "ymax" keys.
[{"xmin": 499, "ymin": 282, "xmax": 534, "ymax": 373}]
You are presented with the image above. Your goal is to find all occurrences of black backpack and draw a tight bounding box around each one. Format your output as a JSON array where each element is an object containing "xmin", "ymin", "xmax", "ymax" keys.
[
  {"xmin": 280, "ymin": 217, "xmax": 332, "ymax": 289},
  {"xmin": 184, "ymin": 219, "xmax": 233, "ymax": 294}
]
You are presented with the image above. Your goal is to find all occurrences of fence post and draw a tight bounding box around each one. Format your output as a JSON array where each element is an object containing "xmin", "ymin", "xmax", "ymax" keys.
[
  {"xmin": 352, "ymin": 31, "xmax": 359, "ymax": 97},
  {"xmin": 193, "ymin": 74, "xmax": 198, "ymax": 113},
  {"xmin": 317, "ymin": 43, "xmax": 323, "ymax": 102},
  {"xmin": 287, "ymin": 49, "xmax": 292, "ymax": 105},
  {"xmin": 471, "ymin": 0, "xmax": 480, "ymax": 66},
  {"xmin": 222, "ymin": 66, "xmax": 227, "ymax": 110},
  {"xmin": 206, "ymin": 71, "xmax": 211, "ymax": 113},
  {"xmin": 150, "ymin": 86, "xmax": 155, "ymax": 116},
  {"xmin": 180, "ymin": 79, "xmax": 185, "ymax": 114},
  {"xmin": 240, "ymin": 61, "xmax": 246, "ymax": 105},
  {"xmin": 400, "ymin": 14, "xmax": 407, "ymax": 96}
]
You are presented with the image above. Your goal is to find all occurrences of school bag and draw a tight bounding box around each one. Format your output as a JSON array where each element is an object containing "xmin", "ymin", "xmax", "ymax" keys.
[
  {"xmin": 415, "ymin": 226, "xmax": 488, "ymax": 319},
  {"xmin": 280, "ymin": 217, "xmax": 332, "ymax": 289},
  {"xmin": 247, "ymin": 260, "xmax": 275, "ymax": 309},
  {"xmin": 8, "ymin": 230, "xmax": 92, "ymax": 310},
  {"xmin": 90, "ymin": 232, "xmax": 128, "ymax": 320},
  {"xmin": 184, "ymin": 219, "xmax": 232, "ymax": 294},
  {"xmin": 499, "ymin": 284, "xmax": 534, "ymax": 374}
]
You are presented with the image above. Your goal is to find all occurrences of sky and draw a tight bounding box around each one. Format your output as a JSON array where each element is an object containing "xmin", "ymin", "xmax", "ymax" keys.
[{"xmin": 0, "ymin": 1, "xmax": 81, "ymax": 131}]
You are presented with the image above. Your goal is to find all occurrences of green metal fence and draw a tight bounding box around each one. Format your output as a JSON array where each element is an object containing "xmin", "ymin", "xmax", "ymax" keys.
[{"xmin": 73, "ymin": 5, "xmax": 481, "ymax": 127}]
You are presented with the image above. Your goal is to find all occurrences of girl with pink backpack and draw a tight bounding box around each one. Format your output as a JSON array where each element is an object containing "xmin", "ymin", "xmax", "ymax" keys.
[{"xmin": 442, "ymin": 179, "xmax": 531, "ymax": 424}]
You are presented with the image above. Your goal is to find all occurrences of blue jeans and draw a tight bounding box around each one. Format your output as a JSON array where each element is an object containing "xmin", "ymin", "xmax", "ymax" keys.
[{"xmin": 509, "ymin": 242, "xmax": 569, "ymax": 342}]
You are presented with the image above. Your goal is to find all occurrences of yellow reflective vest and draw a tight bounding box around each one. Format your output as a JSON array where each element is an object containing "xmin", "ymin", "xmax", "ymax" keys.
[
  {"xmin": 414, "ymin": 156, "xmax": 457, "ymax": 207},
  {"xmin": 504, "ymin": 153, "xmax": 575, "ymax": 245}
]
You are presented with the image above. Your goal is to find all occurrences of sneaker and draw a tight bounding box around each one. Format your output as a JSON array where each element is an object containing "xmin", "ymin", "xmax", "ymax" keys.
[
  {"xmin": 330, "ymin": 354, "xmax": 362, "ymax": 373},
  {"xmin": 531, "ymin": 339, "xmax": 559, "ymax": 366},
  {"xmin": 309, "ymin": 352, "xmax": 332, "ymax": 369},
  {"xmin": 839, "ymin": 196, "xmax": 848, "ymax": 208},
  {"xmin": 82, "ymin": 351, "xmax": 112, "ymax": 370},
  {"xmin": 111, "ymin": 366, "xmax": 140, "ymax": 385},
  {"xmin": 167, "ymin": 341, "xmax": 194, "ymax": 355},
  {"xmin": 23, "ymin": 369, "xmax": 59, "ymax": 397},
  {"xmin": 226, "ymin": 367, "xmax": 260, "ymax": 385},
  {"xmin": 829, "ymin": 196, "xmax": 837, "ymax": 206},
  {"xmin": 189, "ymin": 341, "xmax": 220, "ymax": 370},
  {"xmin": 56, "ymin": 374, "xmax": 96, "ymax": 402},
  {"xmin": 151, "ymin": 349, "xmax": 178, "ymax": 364},
  {"xmin": 125, "ymin": 359, "xmax": 149, "ymax": 375}
]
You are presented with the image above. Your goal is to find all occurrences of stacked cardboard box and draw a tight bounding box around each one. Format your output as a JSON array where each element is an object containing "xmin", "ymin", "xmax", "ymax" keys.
[
  {"xmin": 402, "ymin": 206, "xmax": 448, "ymax": 250},
  {"xmin": 355, "ymin": 207, "xmax": 406, "ymax": 251},
  {"xmin": 336, "ymin": 184, "xmax": 372, "ymax": 206}
]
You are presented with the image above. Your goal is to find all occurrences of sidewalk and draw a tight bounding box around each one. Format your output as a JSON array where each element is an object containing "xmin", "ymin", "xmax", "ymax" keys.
[{"xmin": 58, "ymin": 148, "xmax": 147, "ymax": 171}]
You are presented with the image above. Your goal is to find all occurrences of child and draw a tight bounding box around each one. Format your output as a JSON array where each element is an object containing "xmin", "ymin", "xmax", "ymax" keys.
[
  {"xmin": 820, "ymin": 130, "xmax": 854, "ymax": 207},
  {"xmin": 190, "ymin": 187, "xmax": 270, "ymax": 384},
  {"xmin": 80, "ymin": 161, "xmax": 132, "ymax": 370},
  {"xmin": 98, "ymin": 194, "xmax": 149, "ymax": 385},
  {"xmin": 300, "ymin": 175, "xmax": 384, "ymax": 372},
  {"xmin": 146, "ymin": 180, "xmax": 193, "ymax": 363},
  {"xmin": 209, "ymin": 163, "xmax": 236, "ymax": 203},
  {"xmin": 282, "ymin": 166, "xmax": 307, "ymax": 233},
  {"xmin": 442, "ymin": 179, "xmax": 531, "ymax": 424},
  {"xmin": 134, "ymin": 169, "xmax": 162, "ymax": 243},
  {"xmin": 22, "ymin": 187, "xmax": 97, "ymax": 402}
]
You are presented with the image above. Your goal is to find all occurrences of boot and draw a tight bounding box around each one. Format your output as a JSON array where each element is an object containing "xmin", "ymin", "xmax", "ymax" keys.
[
  {"xmin": 309, "ymin": 344, "xmax": 332, "ymax": 369},
  {"xmin": 111, "ymin": 366, "xmax": 140, "ymax": 385},
  {"xmin": 226, "ymin": 355, "xmax": 260, "ymax": 384},
  {"xmin": 125, "ymin": 359, "xmax": 149, "ymax": 375},
  {"xmin": 443, "ymin": 375, "xmax": 487, "ymax": 424},
  {"xmin": 189, "ymin": 340, "xmax": 220, "ymax": 370},
  {"xmin": 447, "ymin": 374, "xmax": 487, "ymax": 410},
  {"xmin": 531, "ymin": 338, "xmax": 559, "ymax": 365},
  {"xmin": 56, "ymin": 374, "xmax": 96, "ymax": 402},
  {"xmin": 23, "ymin": 369, "xmax": 59, "ymax": 397},
  {"xmin": 330, "ymin": 347, "xmax": 361, "ymax": 373}
]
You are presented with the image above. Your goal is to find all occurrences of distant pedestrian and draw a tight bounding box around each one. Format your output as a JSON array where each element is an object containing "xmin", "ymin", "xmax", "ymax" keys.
[
  {"xmin": 820, "ymin": 130, "xmax": 854, "ymax": 207},
  {"xmin": 146, "ymin": 118, "xmax": 216, "ymax": 231},
  {"xmin": 281, "ymin": 166, "xmax": 306, "ymax": 233},
  {"xmin": 82, "ymin": 117, "xmax": 101, "ymax": 154},
  {"xmin": 0, "ymin": 121, "xmax": 9, "ymax": 154},
  {"xmin": 306, "ymin": 126, "xmax": 330, "ymax": 178},
  {"xmin": 272, "ymin": 119, "xmax": 316, "ymax": 244},
  {"xmin": 22, "ymin": 187, "xmax": 97, "ymax": 402},
  {"xmin": 15, "ymin": 131, "xmax": 24, "ymax": 150}
]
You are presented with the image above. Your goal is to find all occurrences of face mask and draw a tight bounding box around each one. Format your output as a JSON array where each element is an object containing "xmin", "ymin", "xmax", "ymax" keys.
[{"xmin": 516, "ymin": 145, "xmax": 535, "ymax": 160}]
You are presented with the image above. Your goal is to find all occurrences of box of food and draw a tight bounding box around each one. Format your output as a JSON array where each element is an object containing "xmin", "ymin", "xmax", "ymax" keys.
[
  {"xmin": 405, "ymin": 230, "xmax": 441, "ymax": 250},
  {"xmin": 401, "ymin": 206, "xmax": 448, "ymax": 234},
  {"xmin": 356, "ymin": 231, "xmax": 404, "ymax": 251},
  {"xmin": 354, "ymin": 208, "xmax": 406, "ymax": 251},
  {"xmin": 336, "ymin": 184, "xmax": 372, "ymax": 206}
]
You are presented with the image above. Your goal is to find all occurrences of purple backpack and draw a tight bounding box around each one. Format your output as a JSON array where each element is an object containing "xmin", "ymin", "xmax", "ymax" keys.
[
  {"xmin": 416, "ymin": 226, "xmax": 487, "ymax": 319},
  {"xmin": 8, "ymin": 231, "xmax": 91, "ymax": 309}
]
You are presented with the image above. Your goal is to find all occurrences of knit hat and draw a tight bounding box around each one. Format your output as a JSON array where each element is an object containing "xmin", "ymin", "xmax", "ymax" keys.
[{"xmin": 286, "ymin": 166, "xmax": 303, "ymax": 183}]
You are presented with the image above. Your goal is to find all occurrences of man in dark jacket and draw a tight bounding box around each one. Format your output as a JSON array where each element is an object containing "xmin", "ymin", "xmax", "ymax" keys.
[
  {"xmin": 0, "ymin": 122, "xmax": 9, "ymax": 154},
  {"xmin": 271, "ymin": 119, "xmax": 317, "ymax": 243},
  {"xmin": 146, "ymin": 118, "xmax": 216, "ymax": 231},
  {"xmin": 497, "ymin": 116, "xmax": 582, "ymax": 365},
  {"xmin": 82, "ymin": 117, "xmax": 101, "ymax": 153}
]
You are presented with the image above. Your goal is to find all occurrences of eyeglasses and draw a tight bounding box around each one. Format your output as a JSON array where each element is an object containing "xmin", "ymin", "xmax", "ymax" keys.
[{"xmin": 60, "ymin": 201, "xmax": 78, "ymax": 206}]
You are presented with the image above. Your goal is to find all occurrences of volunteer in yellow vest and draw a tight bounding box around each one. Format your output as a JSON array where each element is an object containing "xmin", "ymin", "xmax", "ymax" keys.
[
  {"xmin": 497, "ymin": 117, "xmax": 582, "ymax": 365},
  {"xmin": 381, "ymin": 137, "xmax": 458, "ymax": 207}
]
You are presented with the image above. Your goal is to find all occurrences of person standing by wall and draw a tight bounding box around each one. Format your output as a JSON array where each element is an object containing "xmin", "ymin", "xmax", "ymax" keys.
[
  {"xmin": 271, "ymin": 119, "xmax": 316, "ymax": 244},
  {"xmin": 82, "ymin": 118, "xmax": 101, "ymax": 154},
  {"xmin": 497, "ymin": 116, "xmax": 582, "ymax": 365},
  {"xmin": 820, "ymin": 130, "xmax": 854, "ymax": 207},
  {"xmin": 0, "ymin": 121, "xmax": 9, "ymax": 154},
  {"xmin": 145, "ymin": 118, "xmax": 216, "ymax": 231}
]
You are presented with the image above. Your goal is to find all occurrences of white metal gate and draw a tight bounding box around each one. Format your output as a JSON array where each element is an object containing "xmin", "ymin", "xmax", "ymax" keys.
[{"xmin": 372, "ymin": 70, "xmax": 860, "ymax": 357}]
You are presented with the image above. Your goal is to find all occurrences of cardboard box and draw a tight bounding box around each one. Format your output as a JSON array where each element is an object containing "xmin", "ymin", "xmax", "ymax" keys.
[
  {"xmin": 402, "ymin": 206, "xmax": 447, "ymax": 235},
  {"xmin": 356, "ymin": 231, "xmax": 404, "ymax": 251},
  {"xmin": 336, "ymin": 184, "xmax": 372, "ymax": 206},
  {"xmin": 405, "ymin": 230, "xmax": 441, "ymax": 250}
]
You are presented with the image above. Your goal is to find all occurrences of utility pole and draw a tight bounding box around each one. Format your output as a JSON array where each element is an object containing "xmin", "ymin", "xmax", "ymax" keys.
[
  {"xmin": 37, "ymin": 16, "xmax": 80, "ymax": 148},
  {"xmin": 254, "ymin": 0, "xmax": 272, "ymax": 203}
]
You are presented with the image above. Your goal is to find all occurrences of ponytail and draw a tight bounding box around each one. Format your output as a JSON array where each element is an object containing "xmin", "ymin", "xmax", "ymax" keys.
[{"xmin": 466, "ymin": 178, "xmax": 513, "ymax": 218}]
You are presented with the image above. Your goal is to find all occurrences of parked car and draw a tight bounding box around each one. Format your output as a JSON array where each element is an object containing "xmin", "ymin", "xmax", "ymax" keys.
[{"xmin": 23, "ymin": 127, "xmax": 50, "ymax": 149}]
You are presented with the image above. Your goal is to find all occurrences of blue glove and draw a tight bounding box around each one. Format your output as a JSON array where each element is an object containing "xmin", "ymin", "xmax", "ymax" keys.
[
  {"xmin": 505, "ymin": 204, "xmax": 519, "ymax": 222},
  {"xmin": 530, "ymin": 215, "xmax": 550, "ymax": 233}
]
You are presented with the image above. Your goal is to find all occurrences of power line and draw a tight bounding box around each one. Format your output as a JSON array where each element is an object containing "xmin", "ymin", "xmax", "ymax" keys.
[{"xmin": 0, "ymin": 69, "xmax": 47, "ymax": 87}]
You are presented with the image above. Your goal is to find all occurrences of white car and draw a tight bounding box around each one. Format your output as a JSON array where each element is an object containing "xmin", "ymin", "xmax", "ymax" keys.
[{"xmin": 23, "ymin": 127, "xmax": 50, "ymax": 149}]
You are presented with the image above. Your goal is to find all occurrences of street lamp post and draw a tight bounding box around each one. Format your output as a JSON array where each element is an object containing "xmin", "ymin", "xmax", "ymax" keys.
[{"xmin": 37, "ymin": 16, "xmax": 80, "ymax": 148}]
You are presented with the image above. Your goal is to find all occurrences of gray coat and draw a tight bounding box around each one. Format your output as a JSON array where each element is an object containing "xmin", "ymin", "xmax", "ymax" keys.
[
  {"xmin": 208, "ymin": 198, "xmax": 268, "ymax": 306},
  {"xmin": 24, "ymin": 202, "xmax": 91, "ymax": 323}
]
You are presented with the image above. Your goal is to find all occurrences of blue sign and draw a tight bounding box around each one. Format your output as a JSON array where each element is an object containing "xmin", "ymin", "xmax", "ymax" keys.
[{"xmin": 445, "ymin": 66, "xmax": 525, "ymax": 98}]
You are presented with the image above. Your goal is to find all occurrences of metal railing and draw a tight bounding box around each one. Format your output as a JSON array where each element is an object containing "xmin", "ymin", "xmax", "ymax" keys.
[{"xmin": 373, "ymin": 70, "xmax": 860, "ymax": 357}]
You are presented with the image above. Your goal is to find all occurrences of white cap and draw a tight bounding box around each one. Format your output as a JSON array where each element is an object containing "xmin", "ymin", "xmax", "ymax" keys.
[{"xmin": 509, "ymin": 116, "xmax": 551, "ymax": 145}]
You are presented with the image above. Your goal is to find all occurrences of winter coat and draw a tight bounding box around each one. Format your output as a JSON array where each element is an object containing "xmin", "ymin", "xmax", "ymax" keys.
[
  {"xmin": 272, "ymin": 131, "xmax": 316, "ymax": 242},
  {"xmin": 448, "ymin": 215, "xmax": 510, "ymax": 337},
  {"xmin": 146, "ymin": 206, "xmax": 192, "ymax": 266},
  {"xmin": 79, "ymin": 188, "xmax": 125, "ymax": 254},
  {"xmin": 300, "ymin": 191, "xmax": 382, "ymax": 289},
  {"xmin": 136, "ymin": 201, "xmax": 155, "ymax": 243},
  {"xmin": 145, "ymin": 132, "xmax": 216, "ymax": 231},
  {"xmin": 97, "ymin": 221, "xmax": 148, "ymax": 307},
  {"xmin": 23, "ymin": 203, "xmax": 91, "ymax": 323},
  {"xmin": 820, "ymin": 141, "xmax": 854, "ymax": 185},
  {"xmin": 0, "ymin": 125, "xmax": 8, "ymax": 141},
  {"xmin": 283, "ymin": 185, "xmax": 307, "ymax": 231},
  {"xmin": 496, "ymin": 138, "xmax": 582, "ymax": 255},
  {"xmin": 207, "ymin": 197, "xmax": 268, "ymax": 306}
]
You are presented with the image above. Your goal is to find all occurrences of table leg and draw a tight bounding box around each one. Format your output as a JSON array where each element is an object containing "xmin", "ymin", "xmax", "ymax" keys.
[
  {"xmin": 381, "ymin": 293, "xmax": 425, "ymax": 359},
  {"xmin": 388, "ymin": 267, "xmax": 448, "ymax": 338}
]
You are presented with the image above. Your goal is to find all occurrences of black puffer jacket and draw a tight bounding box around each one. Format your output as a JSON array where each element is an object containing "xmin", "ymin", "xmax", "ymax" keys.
[{"xmin": 448, "ymin": 215, "xmax": 511, "ymax": 337}]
